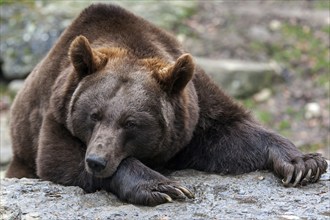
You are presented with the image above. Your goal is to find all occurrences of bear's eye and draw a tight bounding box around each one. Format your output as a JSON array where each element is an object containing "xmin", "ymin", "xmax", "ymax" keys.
[
  {"xmin": 90, "ymin": 112, "xmax": 101, "ymax": 122},
  {"xmin": 123, "ymin": 120, "xmax": 137, "ymax": 129}
]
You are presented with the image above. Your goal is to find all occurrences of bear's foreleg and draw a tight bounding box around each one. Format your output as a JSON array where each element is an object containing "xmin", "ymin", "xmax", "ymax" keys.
[
  {"xmin": 37, "ymin": 115, "xmax": 98, "ymax": 192},
  {"xmin": 6, "ymin": 155, "xmax": 37, "ymax": 178},
  {"xmin": 105, "ymin": 157, "xmax": 194, "ymax": 206},
  {"xmin": 265, "ymin": 131, "xmax": 327, "ymax": 186},
  {"xmin": 169, "ymin": 120, "xmax": 327, "ymax": 186}
]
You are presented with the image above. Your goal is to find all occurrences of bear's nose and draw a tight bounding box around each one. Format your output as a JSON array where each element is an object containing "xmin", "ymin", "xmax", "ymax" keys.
[{"xmin": 86, "ymin": 155, "xmax": 107, "ymax": 172}]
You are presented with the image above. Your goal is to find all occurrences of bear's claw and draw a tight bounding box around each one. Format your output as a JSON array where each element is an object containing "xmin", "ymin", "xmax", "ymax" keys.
[
  {"xmin": 300, "ymin": 169, "xmax": 312, "ymax": 186},
  {"xmin": 278, "ymin": 153, "xmax": 327, "ymax": 187},
  {"xmin": 134, "ymin": 182, "xmax": 195, "ymax": 206},
  {"xmin": 176, "ymin": 186, "xmax": 195, "ymax": 199},
  {"xmin": 313, "ymin": 167, "xmax": 321, "ymax": 182},
  {"xmin": 162, "ymin": 193, "xmax": 173, "ymax": 203},
  {"xmin": 155, "ymin": 183, "xmax": 194, "ymax": 201},
  {"xmin": 292, "ymin": 170, "xmax": 303, "ymax": 187}
]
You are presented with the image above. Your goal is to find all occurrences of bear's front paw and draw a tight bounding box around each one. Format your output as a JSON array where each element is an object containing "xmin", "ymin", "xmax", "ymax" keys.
[
  {"xmin": 272, "ymin": 153, "xmax": 327, "ymax": 187},
  {"xmin": 130, "ymin": 181, "xmax": 194, "ymax": 206}
]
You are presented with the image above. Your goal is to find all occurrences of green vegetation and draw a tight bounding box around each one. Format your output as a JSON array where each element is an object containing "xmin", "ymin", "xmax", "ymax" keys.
[
  {"xmin": 245, "ymin": 21, "xmax": 329, "ymax": 139},
  {"xmin": 0, "ymin": 0, "xmax": 32, "ymax": 5},
  {"xmin": 242, "ymin": 100, "xmax": 292, "ymax": 136},
  {"xmin": 271, "ymin": 24, "xmax": 328, "ymax": 77},
  {"xmin": 255, "ymin": 110, "xmax": 273, "ymax": 124},
  {"xmin": 314, "ymin": 0, "xmax": 330, "ymax": 9},
  {"xmin": 0, "ymin": 84, "xmax": 16, "ymax": 102},
  {"xmin": 278, "ymin": 120, "xmax": 291, "ymax": 130},
  {"xmin": 250, "ymin": 23, "xmax": 329, "ymax": 88},
  {"xmin": 300, "ymin": 142, "xmax": 327, "ymax": 154},
  {"xmin": 241, "ymin": 99, "xmax": 273, "ymax": 125}
]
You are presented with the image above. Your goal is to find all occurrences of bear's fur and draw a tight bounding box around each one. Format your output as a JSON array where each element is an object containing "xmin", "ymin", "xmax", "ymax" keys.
[{"xmin": 6, "ymin": 4, "xmax": 327, "ymax": 206}]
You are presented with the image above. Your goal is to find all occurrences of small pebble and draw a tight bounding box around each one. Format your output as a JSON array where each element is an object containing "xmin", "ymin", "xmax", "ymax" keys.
[
  {"xmin": 24, "ymin": 212, "xmax": 41, "ymax": 220},
  {"xmin": 258, "ymin": 176, "xmax": 265, "ymax": 181},
  {"xmin": 304, "ymin": 102, "xmax": 321, "ymax": 119},
  {"xmin": 279, "ymin": 215, "xmax": 301, "ymax": 220},
  {"xmin": 269, "ymin": 20, "xmax": 282, "ymax": 31},
  {"xmin": 253, "ymin": 88, "xmax": 272, "ymax": 102}
]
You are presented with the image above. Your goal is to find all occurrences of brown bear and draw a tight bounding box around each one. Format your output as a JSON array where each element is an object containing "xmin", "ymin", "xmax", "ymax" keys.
[{"xmin": 6, "ymin": 4, "xmax": 327, "ymax": 206}]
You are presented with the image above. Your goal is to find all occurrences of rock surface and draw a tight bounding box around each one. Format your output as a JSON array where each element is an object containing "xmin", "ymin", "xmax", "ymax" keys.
[
  {"xmin": 195, "ymin": 58, "xmax": 283, "ymax": 98},
  {"xmin": 0, "ymin": 112, "xmax": 12, "ymax": 167},
  {"xmin": 1, "ymin": 165, "xmax": 329, "ymax": 220},
  {"xmin": 0, "ymin": 1, "xmax": 86, "ymax": 78}
]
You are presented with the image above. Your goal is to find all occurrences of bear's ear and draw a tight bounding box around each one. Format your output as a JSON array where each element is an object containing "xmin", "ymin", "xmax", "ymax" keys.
[
  {"xmin": 157, "ymin": 54, "xmax": 195, "ymax": 94},
  {"xmin": 69, "ymin": 35, "xmax": 107, "ymax": 77}
]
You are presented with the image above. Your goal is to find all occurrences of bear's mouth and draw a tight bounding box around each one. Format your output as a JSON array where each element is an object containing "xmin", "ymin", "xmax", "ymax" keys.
[
  {"xmin": 85, "ymin": 156, "xmax": 115, "ymax": 178},
  {"xmin": 91, "ymin": 170, "xmax": 113, "ymax": 178},
  {"xmin": 86, "ymin": 165, "xmax": 116, "ymax": 178},
  {"xmin": 84, "ymin": 154, "xmax": 127, "ymax": 178}
]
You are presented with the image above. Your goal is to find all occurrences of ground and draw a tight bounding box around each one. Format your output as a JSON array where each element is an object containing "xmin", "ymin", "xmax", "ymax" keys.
[{"xmin": 1, "ymin": 166, "xmax": 330, "ymax": 219}]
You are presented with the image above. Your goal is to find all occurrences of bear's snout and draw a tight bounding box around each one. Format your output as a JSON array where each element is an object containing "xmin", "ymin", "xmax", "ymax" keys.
[{"xmin": 86, "ymin": 155, "xmax": 107, "ymax": 172}]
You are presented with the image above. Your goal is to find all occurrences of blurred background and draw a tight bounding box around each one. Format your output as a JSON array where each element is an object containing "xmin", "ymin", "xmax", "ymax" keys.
[{"xmin": 0, "ymin": 0, "xmax": 329, "ymax": 176}]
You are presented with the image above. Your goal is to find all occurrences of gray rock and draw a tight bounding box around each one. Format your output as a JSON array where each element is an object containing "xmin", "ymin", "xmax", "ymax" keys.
[
  {"xmin": 1, "ymin": 165, "xmax": 329, "ymax": 220},
  {"xmin": 195, "ymin": 57, "xmax": 284, "ymax": 98},
  {"xmin": 248, "ymin": 26, "xmax": 272, "ymax": 43},
  {"xmin": 253, "ymin": 88, "xmax": 272, "ymax": 103},
  {"xmin": 8, "ymin": 80, "xmax": 25, "ymax": 93},
  {"xmin": 0, "ymin": 2, "xmax": 89, "ymax": 78},
  {"xmin": 0, "ymin": 112, "xmax": 12, "ymax": 166}
]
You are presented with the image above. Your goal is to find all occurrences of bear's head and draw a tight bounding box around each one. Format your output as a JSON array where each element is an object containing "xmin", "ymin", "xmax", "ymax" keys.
[{"xmin": 64, "ymin": 35, "xmax": 199, "ymax": 178}]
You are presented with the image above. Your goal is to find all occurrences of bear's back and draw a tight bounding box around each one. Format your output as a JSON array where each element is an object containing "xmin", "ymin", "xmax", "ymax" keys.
[
  {"xmin": 15, "ymin": 3, "xmax": 186, "ymax": 112},
  {"xmin": 49, "ymin": 4, "xmax": 184, "ymax": 69}
]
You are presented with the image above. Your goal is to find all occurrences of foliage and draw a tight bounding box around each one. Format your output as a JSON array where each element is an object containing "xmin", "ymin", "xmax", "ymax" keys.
[
  {"xmin": 256, "ymin": 23, "xmax": 329, "ymax": 87},
  {"xmin": 243, "ymin": 20, "xmax": 329, "ymax": 153},
  {"xmin": 0, "ymin": 0, "xmax": 33, "ymax": 5},
  {"xmin": 314, "ymin": 0, "xmax": 330, "ymax": 9}
]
